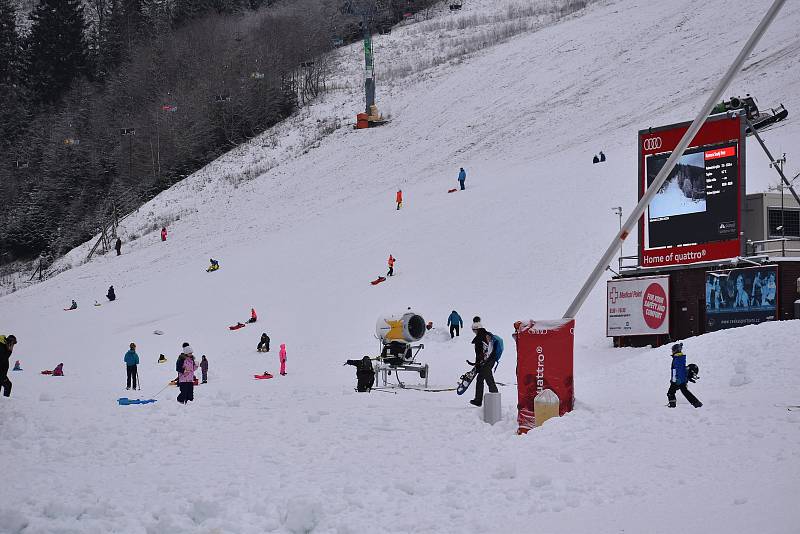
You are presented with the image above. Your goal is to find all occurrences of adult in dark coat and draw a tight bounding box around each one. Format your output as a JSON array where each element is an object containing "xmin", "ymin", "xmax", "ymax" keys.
[
  {"xmin": 468, "ymin": 328, "xmax": 498, "ymax": 407},
  {"xmin": 257, "ymin": 333, "xmax": 270, "ymax": 352},
  {"xmin": 107, "ymin": 286, "xmax": 116, "ymax": 301},
  {"xmin": 0, "ymin": 334, "xmax": 17, "ymax": 397},
  {"xmin": 115, "ymin": 238, "xmax": 122, "ymax": 256},
  {"xmin": 345, "ymin": 356, "xmax": 375, "ymax": 392}
]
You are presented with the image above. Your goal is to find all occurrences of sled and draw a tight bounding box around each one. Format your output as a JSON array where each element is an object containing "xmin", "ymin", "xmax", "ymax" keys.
[
  {"xmin": 117, "ymin": 398, "xmax": 157, "ymax": 405},
  {"xmin": 229, "ymin": 323, "xmax": 246, "ymax": 331},
  {"xmin": 254, "ymin": 373, "xmax": 274, "ymax": 380},
  {"xmin": 63, "ymin": 308, "xmax": 77, "ymax": 311},
  {"xmin": 153, "ymin": 330, "xmax": 164, "ymax": 335},
  {"xmin": 257, "ymin": 348, "xmax": 270, "ymax": 353},
  {"xmin": 456, "ymin": 366, "xmax": 479, "ymax": 395},
  {"xmin": 371, "ymin": 276, "xmax": 387, "ymax": 285},
  {"xmin": 170, "ymin": 378, "xmax": 200, "ymax": 386},
  {"xmin": 447, "ymin": 188, "xmax": 458, "ymax": 193}
]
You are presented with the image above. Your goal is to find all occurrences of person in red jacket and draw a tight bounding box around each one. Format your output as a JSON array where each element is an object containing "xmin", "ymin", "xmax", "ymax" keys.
[
  {"xmin": 396, "ymin": 189, "xmax": 403, "ymax": 210},
  {"xmin": 248, "ymin": 308, "xmax": 258, "ymax": 323},
  {"xmin": 387, "ymin": 255, "xmax": 396, "ymax": 277},
  {"xmin": 161, "ymin": 227, "xmax": 167, "ymax": 241}
]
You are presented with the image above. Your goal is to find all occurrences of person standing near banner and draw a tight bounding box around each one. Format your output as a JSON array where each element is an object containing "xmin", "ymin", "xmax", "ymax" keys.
[
  {"xmin": 667, "ymin": 343, "xmax": 701, "ymax": 408},
  {"xmin": 468, "ymin": 327, "xmax": 498, "ymax": 407}
]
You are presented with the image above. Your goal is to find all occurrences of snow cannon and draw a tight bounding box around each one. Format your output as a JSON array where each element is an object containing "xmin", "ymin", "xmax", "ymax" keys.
[{"xmin": 375, "ymin": 312, "xmax": 426, "ymax": 343}]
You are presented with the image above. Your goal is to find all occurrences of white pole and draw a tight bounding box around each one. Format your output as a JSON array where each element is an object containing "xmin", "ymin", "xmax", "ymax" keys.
[{"xmin": 564, "ymin": 0, "xmax": 786, "ymax": 320}]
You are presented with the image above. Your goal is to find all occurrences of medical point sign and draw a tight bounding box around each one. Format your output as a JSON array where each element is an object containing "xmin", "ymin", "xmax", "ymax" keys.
[
  {"xmin": 638, "ymin": 114, "xmax": 745, "ymax": 268},
  {"xmin": 607, "ymin": 275, "xmax": 670, "ymax": 336}
]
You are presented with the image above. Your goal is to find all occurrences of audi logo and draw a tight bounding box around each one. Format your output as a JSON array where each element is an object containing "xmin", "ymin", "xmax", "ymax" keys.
[{"xmin": 643, "ymin": 137, "xmax": 662, "ymax": 151}]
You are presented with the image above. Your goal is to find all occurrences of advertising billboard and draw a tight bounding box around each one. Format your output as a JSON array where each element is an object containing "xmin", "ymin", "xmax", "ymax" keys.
[
  {"xmin": 639, "ymin": 114, "xmax": 745, "ymax": 268},
  {"xmin": 607, "ymin": 275, "xmax": 670, "ymax": 336},
  {"xmin": 705, "ymin": 265, "xmax": 778, "ymax": 332}
]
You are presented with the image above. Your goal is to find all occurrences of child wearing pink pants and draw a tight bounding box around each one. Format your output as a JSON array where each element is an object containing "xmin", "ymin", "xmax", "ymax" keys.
[{"xmin": 279, "ymin": 344, "xmax": 287, "ymax": 376}]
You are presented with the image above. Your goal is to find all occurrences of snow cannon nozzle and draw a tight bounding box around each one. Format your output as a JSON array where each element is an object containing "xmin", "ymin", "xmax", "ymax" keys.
[{"xmin": 375, "ymin": 312, "xmax": 426, "ymax": 343}]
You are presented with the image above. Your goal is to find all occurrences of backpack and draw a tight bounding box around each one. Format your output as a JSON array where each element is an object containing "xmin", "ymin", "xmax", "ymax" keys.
[
  {"xmin": 491, "ymin": 334, "xmax": 504, "ymax": 370},
  {"xmin": 176, "ymin": 355, "xmax": 185, "ymax": 373}
]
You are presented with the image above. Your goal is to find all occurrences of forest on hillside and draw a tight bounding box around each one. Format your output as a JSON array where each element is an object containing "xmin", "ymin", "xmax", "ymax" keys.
[{"xmin": 0, "ymin": 0, "xmax": 435, "ymax": 266}]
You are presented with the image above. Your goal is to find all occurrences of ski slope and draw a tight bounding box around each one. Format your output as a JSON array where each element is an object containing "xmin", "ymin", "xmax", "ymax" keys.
[{"xmin": 1, "ymin": 0, "xmax": 800, "ymax": 532}]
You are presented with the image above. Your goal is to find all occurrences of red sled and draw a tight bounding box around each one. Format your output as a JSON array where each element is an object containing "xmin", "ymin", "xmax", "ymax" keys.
[
  {"xmin": 229, "ymin": 323, "xmax": 246, "ymax": 331},
  {"xmin": 371, "ymin": 276, "xmax": 387, "ymax": 285},
  {"xmin": 447, "ymin": 188, "xmax": 458, "ymax": 193},
  {"xmin": 254, "ymin": 373, "xmax": 274, "ymax": 380}
]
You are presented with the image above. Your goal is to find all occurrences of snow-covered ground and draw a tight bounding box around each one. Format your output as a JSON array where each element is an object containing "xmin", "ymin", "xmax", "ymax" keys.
[{"xmin": 1, "ymin": 0, "xmax": 800, "ymax": 532}]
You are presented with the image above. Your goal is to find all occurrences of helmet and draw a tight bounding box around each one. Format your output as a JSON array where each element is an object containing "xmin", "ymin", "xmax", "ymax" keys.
[
  {"xmin": 671, "ymin": 343, "xmax": 683, "ymax": 354},
  {"xmin": 686, "ymin": 363, "xmax": 700, "ymax": 382}
]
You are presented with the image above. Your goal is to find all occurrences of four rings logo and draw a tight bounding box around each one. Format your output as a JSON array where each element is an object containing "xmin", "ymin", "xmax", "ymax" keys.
[{"xmin": 643, "ymin": 137, "xmax": 662, "ymax": 151}]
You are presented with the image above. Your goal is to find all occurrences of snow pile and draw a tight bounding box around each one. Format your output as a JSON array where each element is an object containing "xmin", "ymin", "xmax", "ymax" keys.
[{"xmin": 1, "ymin": 0, "xmax": 799, "ymax": 532}]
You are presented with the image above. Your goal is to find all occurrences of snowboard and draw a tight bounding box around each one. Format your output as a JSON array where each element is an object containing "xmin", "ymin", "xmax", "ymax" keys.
[
  {"xmin": 371, "ymin": 276, "xmax": 387, "ymax": 285},
  {"xmin": 254, "ymin": 373, "xmax": 274, "ymax": 380},
  {"xmin": 456, "ymin": 366, "xmax": 479, "ymax": 395},
  {"xmin": 229, "ymin": 323, "xmax": 246, "ymax": 331}
]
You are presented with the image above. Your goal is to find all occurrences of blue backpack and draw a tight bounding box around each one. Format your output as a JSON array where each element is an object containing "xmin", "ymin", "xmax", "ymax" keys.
[{"xmin": 492, "ymin": 334, "xmax": 504, "ymax": 370}]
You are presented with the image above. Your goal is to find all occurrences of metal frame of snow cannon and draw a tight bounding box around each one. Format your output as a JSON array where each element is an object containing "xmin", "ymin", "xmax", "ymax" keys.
[
  {"xmin": 373, "ymin": 313, "xmax": 429, "ymax": 388},
  {"xmin": 712, "ymin": 94, "xmax": 788, "ymax": 135}
]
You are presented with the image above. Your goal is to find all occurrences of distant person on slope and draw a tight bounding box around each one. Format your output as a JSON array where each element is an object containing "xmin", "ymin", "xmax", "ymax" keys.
[
  {"xmin": 458, "ymin": 167, "xmax": 466, "ymax": 190},
  {"xmin": 279, "ymin": 344, "xmax": 287, "ymax": 376},
  {"xmin": 387, "ymin": 254, "xmax": 396, "ymax": 277},
  {"xmin": 0, "ymin": 334, "xmax": 18, "ymax": 397},
  {"xmin": 248, "ymin": 308, "xmax": 258, "ymax": 323},
  {"xmin": 396, "ymin": 189, "xmax": 403, "ymax": 210},
  {"xmin": 199, "ymin": 355, "xmax": 209, "ymax": 384},
  {"xmin": 124, "ymin": 342, "xmax": 139, "ymax": 390},
  {"xmin": 447, "ymin": 310, "xmax": 463, "ymax": 338},
  {"xmin": 599, "ymin": 151, "xmax": 606, "ymax": 162},
  {"xmin": 667, "ymin": 343, "xmax": 702, "ymax": 408},
  {"xmin": 468, "ymin": 327, "xmax": 499, "ymax": 407},
  {"xmin": 257, "ymin": 333, "xmax": 270, "ymax": 352},
  {"xmin": 345, "ymin": 356, "xmax": 375, "ymax": 392},
  {"xmin": 161, "ymin": 227, "xmax": 168, "ymax": 242},
  {"xmin": 207, "ymin": 258, "xmax": 220, "ymax": 272},
  {"xmin": 107, "ymin": 285, "xmax": 116, "ymax": 301},
  {"xmin": 177, "ymin": 346, "xmax": 196, "ymax": 404},
  {"xmin": 115, "ymin": 237, "xmax": 122, "ymax": 256},
  {"xmin": 68, "ymin": 300, "xmax": 78, "ymax": 310}
]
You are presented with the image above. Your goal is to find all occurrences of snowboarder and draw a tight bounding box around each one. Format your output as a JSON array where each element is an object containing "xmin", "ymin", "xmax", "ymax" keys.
[
  {"xmin": 667, "ymin": 343, "xmax": 702, "ymax": 408},
  {"xmin": 207, "ymin": 258, "xmax": 220, "ymax": 272},
  {"xmin": 124, "ymin": 342, "xmax": 139, "ymax": 390},
  {"xmin": 592, "ymin": 154, "xmax": 600, "ymax": 164},
  {"xmin": 199, "ymin": 355, "xmax": 209, "ymax": 384},
  {"xmin": 447, "ymin": 310, "xmax": 463, "ymax": 338},
  {"xmin": 161, "ymin": 227, "xmax": 168, "ymax": 242},
  {"xmin": 396, "ymin": 189, "xmax": 403, "ymax": 210},
  {"xmin": 107, "ymin": 286, "xmax": 116, "ymax": 301},
  {"xmin": 177, "ymin": 347, "xmax": 196, "ymax": 404},
  {"xmin": 0, "ymin": 334, "xmax": 17, "ymax": 397},
  {"xmin": 248, "ymin": 308, "xmax": 258, "ymax": 323},
  {"xmin": 468, "ymin": 327, "xmax": 498, "ymax": 407},
  {"xmin": 387, "ymin": 254, "xmax": 395, "ymax": 277},
  {"xmin": 115, "ymin": 238, "xmax": 122, "ymax": 256},
  {"xmin": 279, "ymin": 344, "xmax": 287, "ymax": 376},
  {"xmin": 12, "ymin": 360, "xmax": 21, "ymax": 371},
  {"xmin": 458, "ymin": 167, "xmax": 466, "ymax": 190},
  {"xmin": 68, "ymin": 300, "xmax": 78, "ymax": 310},
  {"xmin": 257, "ymin": 333, "xmax": 270, "ymax": 352},
  {"xmin": 599, "ymin": 151, "xmax": 606, "ymax": 162},
  {"xmin": 345, "ymin": 356, "xmax": 375, "ymax": 392}
]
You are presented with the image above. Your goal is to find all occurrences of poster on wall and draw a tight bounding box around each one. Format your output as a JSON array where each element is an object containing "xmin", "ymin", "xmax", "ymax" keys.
[
  {"xmin": 607, "ymin": 275, "xmax": 670, "ymax": 336},
  {"xmin": 705, "ymin": 265, "xmax": 777, "ymax": 332}
]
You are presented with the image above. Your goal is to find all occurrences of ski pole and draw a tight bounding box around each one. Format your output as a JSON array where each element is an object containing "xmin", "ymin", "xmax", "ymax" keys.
[{"xmin": 136, "ymin": 367, "xmax": 141, "ymax": 390}]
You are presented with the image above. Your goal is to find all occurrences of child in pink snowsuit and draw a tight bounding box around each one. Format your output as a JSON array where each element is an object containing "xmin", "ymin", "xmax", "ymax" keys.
[{"xmin": 279, "ymin": 344, "xmax": 287, "ymax": 376}]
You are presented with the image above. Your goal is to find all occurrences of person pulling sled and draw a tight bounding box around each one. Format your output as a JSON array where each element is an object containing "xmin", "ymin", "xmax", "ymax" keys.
[{"xmin": 345, "ymin": 356, "xmax": 375, "ymax": 392}]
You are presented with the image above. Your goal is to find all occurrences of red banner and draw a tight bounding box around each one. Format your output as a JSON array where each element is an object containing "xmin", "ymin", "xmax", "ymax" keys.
[{"xmin": 513, "ymin": 319, "xmax": 575, "ymax": 434}]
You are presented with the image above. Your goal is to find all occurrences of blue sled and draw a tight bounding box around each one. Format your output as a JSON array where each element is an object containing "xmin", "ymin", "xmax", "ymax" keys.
[{"xmin": 118, "ymin": 398, "xmax": 157, "ymax": 405}]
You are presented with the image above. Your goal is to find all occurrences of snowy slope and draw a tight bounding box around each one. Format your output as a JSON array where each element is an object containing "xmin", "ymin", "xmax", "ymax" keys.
[{"xmin": 1, "ymin": 0, "xmax": 800, "ymax": 532}]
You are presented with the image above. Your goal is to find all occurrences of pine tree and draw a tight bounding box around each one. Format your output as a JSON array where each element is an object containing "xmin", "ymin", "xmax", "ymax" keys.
[
  {"xmin": 26, "ymin": 0, "xmax": 90, "ymax": 107},
  {"xmin": 0, "ymin": 0, "xmax": 26, "ymax": 149}
]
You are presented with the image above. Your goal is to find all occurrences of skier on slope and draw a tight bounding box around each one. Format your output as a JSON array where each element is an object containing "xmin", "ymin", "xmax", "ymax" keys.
[
  {"xmin": 458, "ymin": 167, "xmax": 466, "ymax": 190},
  {"xmin": 667, "ymin": 343, "xmax": 702, "ymax": 408},
  {"xmin": 468, "ymin": 326, "xmax": 498, "ymax": 407},
  {"xmin": 345, "ymin": 356, "xmax": 375, "ymax": 392},
  {"xmin": 447, "ymin": 310, "xmax": 463, "ymax": 338},
  {"xmin": 0, "ymin": 334, "xmax": 18, "ymax": 397},
  {"xmin": 124, "ymin": 342, "xmax": 139, "ymax": 390}
]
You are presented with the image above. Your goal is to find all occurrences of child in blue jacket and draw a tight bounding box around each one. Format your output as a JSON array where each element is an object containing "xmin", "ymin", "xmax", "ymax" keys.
[
  {"xmin": 124, "ymin": 343, "xmax": 140, "ymax": 390},
  {"xmin": 667, "ymin": 343, "xmax": 701, "ymax": 408}
]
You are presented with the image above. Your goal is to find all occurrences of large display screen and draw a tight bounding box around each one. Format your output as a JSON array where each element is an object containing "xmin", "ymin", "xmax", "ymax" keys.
[
  {"xmin": 705, "ymin": 265, "xmax": 777, "ymax": 332},
  {"xmin": 638, "ymin": 115, "xmax": 745, "ymax": 267}
]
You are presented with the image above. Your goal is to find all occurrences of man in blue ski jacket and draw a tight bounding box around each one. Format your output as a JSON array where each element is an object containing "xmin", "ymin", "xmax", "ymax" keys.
[
  {"xmin": 457, "ymin": 168, "xmax": 466, "ymax": 190},
  {"xmin": 447, "ymin": 310, "xmax": 463, "ymax": 338},
  {"xmin": 667, "ymin": 343, "xmax": 701, "ymax": 408},
  {"xmin": 124, "ymin": 342, "xmax": 140, "ymax": 390}
]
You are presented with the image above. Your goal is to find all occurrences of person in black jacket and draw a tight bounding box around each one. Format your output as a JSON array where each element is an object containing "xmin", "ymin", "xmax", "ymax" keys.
[
  {"xmin": 345, "ymin": 356, "xmax": 375, "ymax": 392},
  {"xmin": 257, "ymin": 333, "xmax": 270, "ymax": 352},
  {"xmin": 0, "ymin": 334, "xmax": 18, "ymax": 397},
  {"xmin": 468, "ymin": 328, "xmax": 498, "ymax": 407},
  {"xmin": 107, "ymin": 286, "xmax": 116, "ymax": 301},
  {"xmin": 115, "ymin": 238, "xmax": 122, "ymax": 256}
]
